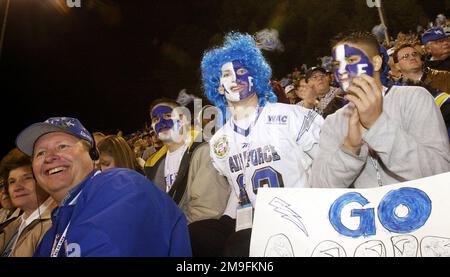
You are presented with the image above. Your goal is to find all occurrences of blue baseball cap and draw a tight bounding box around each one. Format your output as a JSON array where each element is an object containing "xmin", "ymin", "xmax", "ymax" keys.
[
  {"xmin": 16, "ymin": 117, "xmax": 94, "ymax": 156},
  {"xmin": 421, "ymin": 27, "xmax": 449, "ymax": 45}
]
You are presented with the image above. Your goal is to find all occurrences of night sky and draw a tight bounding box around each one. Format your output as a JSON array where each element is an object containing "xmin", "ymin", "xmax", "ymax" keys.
[{"xmin": 0, "ymin": 0, "xmax": 447, "ymax": 158}]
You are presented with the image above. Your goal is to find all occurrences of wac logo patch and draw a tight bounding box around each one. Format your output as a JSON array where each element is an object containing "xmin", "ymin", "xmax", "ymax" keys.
[{"xmin": 267, "ymin": 115, "xmax": 288, "ymax": 125}]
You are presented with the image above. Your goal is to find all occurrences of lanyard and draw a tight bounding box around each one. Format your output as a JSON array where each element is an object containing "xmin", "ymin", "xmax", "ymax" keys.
[
  {"xmin": 49, "ymin": 170, "xmax": 100, "ymax": 257},
  {"xmin": 370, "ymin": 155, "xmax": 383, "ymax": 187},
  {"xmin": 50, "ymin": 222, "xmax": 71, "ymax": 257}
]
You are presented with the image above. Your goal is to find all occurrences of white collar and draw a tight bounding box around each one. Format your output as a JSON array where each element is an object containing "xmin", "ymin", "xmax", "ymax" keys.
[
  {"xmin": 68, "ymin": 170, "xmax": 101, "ymax": 206},
  {"xmin": 21, "ymin": 196, "xmax": 54, "ymax": 226}
]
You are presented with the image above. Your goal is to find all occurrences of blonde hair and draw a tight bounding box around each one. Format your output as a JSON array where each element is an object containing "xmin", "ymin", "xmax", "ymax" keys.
[{"xmin": 98, "ymin": 135, "xmax": 141, "ymax": 171}]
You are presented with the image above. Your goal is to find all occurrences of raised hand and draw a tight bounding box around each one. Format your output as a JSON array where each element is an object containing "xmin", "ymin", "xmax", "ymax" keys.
[
  {"xmin": 344, "ymin": 74, "xmax": 383, "ymax": 129},
  {"xmin": 343, "ymin": 103, "xmax": 365, "ymax": 155}
]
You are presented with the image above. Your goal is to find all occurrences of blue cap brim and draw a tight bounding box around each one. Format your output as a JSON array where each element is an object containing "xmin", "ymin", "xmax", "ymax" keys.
[{"xmin": 16, "ymin": 123, "xmax": 80, "ymax": 156}]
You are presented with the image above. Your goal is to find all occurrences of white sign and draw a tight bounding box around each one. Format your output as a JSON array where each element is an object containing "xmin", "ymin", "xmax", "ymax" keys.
[{"xmin": 250, "ymin": 172, "xmax": 450, "ymax": 257}]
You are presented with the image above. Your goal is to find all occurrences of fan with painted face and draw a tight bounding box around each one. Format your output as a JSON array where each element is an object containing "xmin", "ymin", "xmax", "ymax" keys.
[
  {"xmin": 333, "ymin": 44, "xmax": 375, "ymax": 92},
  {"xmin": 150, "ymin": 103, "xmax": 186, "ymax": 144},
  {"xmin": 201, "ymin": 32, "xmax": 278, "ymax": 118},
  {"xmin": 219, "ymin": 60, "xmax": 255, "ymax": 102}
]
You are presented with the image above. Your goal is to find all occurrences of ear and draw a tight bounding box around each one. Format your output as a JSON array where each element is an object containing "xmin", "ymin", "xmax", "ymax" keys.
[
  {"xmin": 217, "ymin": 86, "xmax": 225, "ymax": 96},
  {"xmin": 424, "ymin": 44, "xmax": 432, "ymax": 55},
  {"xmin": 372, "ymin": 55, "xmax": 383, "ymax": 72}
]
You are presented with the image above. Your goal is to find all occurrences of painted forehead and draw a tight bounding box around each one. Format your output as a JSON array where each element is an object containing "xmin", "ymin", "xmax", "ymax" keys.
[
  {"xmin": 221, "ymin": 60, "xmax": 248, "ymax": 71},
  {"xmin": 232, "ymin": 60, "xmax": 245, "ymax": 69},
  {"xmin": 151, "ymin": 103, "xmax": 177, "ymax": 116},
  {"xmin": 333, "ymin": 43, "xmax": 371, "ymax": 58}
]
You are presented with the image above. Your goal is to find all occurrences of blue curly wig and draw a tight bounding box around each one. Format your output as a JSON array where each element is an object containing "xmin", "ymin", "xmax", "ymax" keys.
[{"xmin": 201, "ymin": 32, "xmax": 278, "ymax": 118}]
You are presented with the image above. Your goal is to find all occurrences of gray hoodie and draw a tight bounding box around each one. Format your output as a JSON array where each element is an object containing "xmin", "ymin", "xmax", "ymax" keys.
[{"xmin": 311, "ymin": 86, "xmax": 450, "ymax": 188}]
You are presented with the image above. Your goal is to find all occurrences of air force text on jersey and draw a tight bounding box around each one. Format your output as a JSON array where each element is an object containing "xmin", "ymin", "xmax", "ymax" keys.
[{"xmin": 229, "ymin": 144, "xmax": 281, "ymax": 173}]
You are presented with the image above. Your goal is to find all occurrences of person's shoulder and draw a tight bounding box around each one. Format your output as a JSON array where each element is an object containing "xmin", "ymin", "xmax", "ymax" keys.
[
  {"xmin": 209, "ymin": 122, "xmax": 230, "ymax": 144},
  {"xmin": 97, "ymin": 167, "xmax": 143, "ymax": 180},
  {"xmin": 267, "ymin": 102, "xmax": 312, "ymax": 116},
  {"xmin": 91, "ymin": 169, "xmax": 156, "ymax": 195},
  {"xmin": 390, "ymin": 85, "xmax": 434, "ymax": 99},
  {"xmin": 266, "ymin": 102, "xmax": 297, "ymax": 111},
  {"xmin": 189, "ymin": 142, "xmax": 210, "ymax": 162},
  {"xmin": 430, "ymin": 68, "xmax": 450, "ymax": 81},
  {"xmin": 389, "ymin": 86, "xmax": 438, "ymax": 110},
  {"xmin": 86, "ymin": 169, "xmax": 180, "ymax": 212},
  {"xmin": 192, "ymin": 141, "xmax": 209, "ymax": 153}
]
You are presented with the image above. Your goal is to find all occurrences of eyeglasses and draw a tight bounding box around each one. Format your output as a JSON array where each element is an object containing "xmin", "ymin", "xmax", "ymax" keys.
[{"xmin": 399, "ymin": 51, "xmax": 420, "ymax": 61}]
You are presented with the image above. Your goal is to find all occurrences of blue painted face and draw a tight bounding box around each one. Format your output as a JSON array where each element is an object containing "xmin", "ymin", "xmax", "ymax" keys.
[
  {"xmin": 333, "ymin": 44, "xmax": 374, "ymax": 91},
  {"xmin": 220, "ymin": 60, "xmax": 255, "ymax": 102},
  {"xmin": 151, "ymin": 104, "xmax": 174, "ymax": 135}
]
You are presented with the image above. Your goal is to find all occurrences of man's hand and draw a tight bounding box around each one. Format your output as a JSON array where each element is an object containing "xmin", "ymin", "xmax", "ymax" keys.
[
  {"xmin": 344, "ymin": 74, "xmax": 383, "ymax": 129},
  {"xmin": 343, "ymin": 103, "xmax": 365, "ymax": 155}
]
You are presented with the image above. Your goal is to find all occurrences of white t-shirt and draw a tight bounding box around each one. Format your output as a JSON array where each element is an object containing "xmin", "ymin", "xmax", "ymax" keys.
[
  {"xmin": 210, "ymin": 102, "xmax": 324, "ymax": 218},
  {"xmin": 164, "ymin": 141, "xmax": 189, "ymax": 193}
]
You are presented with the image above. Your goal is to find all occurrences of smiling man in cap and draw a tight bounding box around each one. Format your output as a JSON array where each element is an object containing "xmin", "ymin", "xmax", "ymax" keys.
[{"xmin": 15, "ymin": 117, "xmax": 192, "ymax": 257}]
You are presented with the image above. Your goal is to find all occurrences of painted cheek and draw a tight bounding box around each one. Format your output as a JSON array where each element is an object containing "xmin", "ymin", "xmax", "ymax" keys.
[
  {"xmin": 155, "ymin": 119, "xmax": 174, "ymax": 135},
  {"xmin": 221, "ymin": 76, "xmax": 235, "ymax": 94},
  {"xmin": 333, "ymin": 45, "xmax": 349, "ymax": 90},
  {"xmin": 220, "ymin": 62, "xmax": 237, "ymax": 95},
  {"xmin": 232, "ymin": 61, "xmax": 255, "ymax": 100},
  {"xmin": 344, "ymin": 45, "xmax": 374, "ymax": 77},
  {"xmin": 152, "ymin": 106, "xmax": 175, "ymax": 134}
]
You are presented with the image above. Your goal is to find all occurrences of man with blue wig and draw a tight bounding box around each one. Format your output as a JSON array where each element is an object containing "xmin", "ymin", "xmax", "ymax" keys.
[{"xmin": 189, "ymin": 32, "xmax": 323, "ymax": 256}]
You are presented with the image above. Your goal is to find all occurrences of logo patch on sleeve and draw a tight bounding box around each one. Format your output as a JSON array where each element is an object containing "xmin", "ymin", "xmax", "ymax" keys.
[{"xmin": 213, "ymin": 135, "xmax": 230, "ymax": 159}]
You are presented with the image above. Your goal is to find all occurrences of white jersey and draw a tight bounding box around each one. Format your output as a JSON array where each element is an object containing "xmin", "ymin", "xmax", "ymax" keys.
[{"xmin": 210, "ymin": 102, "xmax": 324, "ymax": 218}]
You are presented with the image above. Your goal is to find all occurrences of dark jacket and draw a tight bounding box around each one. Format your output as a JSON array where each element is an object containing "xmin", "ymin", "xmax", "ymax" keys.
[
  {"xmin": 425, "ymin": 56, "xmax": 450, "ymax": 72},
  {"xmin": 144, "ymin": 131, "xmax": 230, "ymax": 224},
  {"xmin": 144, "ymin": 133, "xmax": 203, "ymax": 205},
  {"xmin": 421, "ymin": 67, "xmax": 450, "ymax": 94}
]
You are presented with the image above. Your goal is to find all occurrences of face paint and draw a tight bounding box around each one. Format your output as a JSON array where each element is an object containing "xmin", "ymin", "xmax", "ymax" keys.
[
  {"xmin": 151, "ymin": 104, "xmax": 185, "ymax": 143},
  {"xmin": 333, "ymin": 44, "xmax": 374, "ymax": 91},
  {"xmin": 151, "ymin": 105, "xmax": 174, "ymax": 135},
  {"xmin": 220, "ymin": 60, "xmax": 255, "ymax": 102}
]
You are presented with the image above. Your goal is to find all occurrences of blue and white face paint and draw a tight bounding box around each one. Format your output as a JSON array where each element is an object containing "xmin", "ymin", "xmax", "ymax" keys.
[
  {"xmin": 151, "ymin": 104, "xmax": 184, "ymax": 142},
  {"xmin": 333, "ymin": 44, "xmax": 374, "ymax": 91},
  {"xmin": 220, "ymin": 60, "xmax": 255, "ymax": 102}
]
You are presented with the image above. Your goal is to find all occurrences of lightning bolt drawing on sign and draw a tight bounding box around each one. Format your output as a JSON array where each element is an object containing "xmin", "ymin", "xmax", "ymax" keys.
[{"xmin": 269, "ymin": 197, "xmax": 308, "ymax": 237}]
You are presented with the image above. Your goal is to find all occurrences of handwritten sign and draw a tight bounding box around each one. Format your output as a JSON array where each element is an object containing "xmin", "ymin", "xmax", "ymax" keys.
[{"xmin": 250, "ymin": 172, "xmax": 450, "ymax": 257}]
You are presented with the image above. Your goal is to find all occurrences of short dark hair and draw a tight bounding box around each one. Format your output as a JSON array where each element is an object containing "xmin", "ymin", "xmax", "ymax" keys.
[
  {"xmin": 0, "ymin": 148, "xmax": 32, "ymax": 192},
  {"xmin": 393, "ymin": 42, "xmax": 421, "ymax": 64},
  {"xmin": 331, "ymin": 30, "xmax": 381, "ymax": 57}
]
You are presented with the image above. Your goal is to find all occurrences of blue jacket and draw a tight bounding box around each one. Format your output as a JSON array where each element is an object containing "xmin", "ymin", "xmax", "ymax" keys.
[{"xmin": 34, "ymin": 169, "xmax": 192, "ymax": 257}]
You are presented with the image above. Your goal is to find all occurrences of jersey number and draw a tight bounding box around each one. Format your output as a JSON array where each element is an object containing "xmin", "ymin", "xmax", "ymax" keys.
[{"xmin": 237, "ymin": 166, "xmax": 284, "ymax": 194}]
